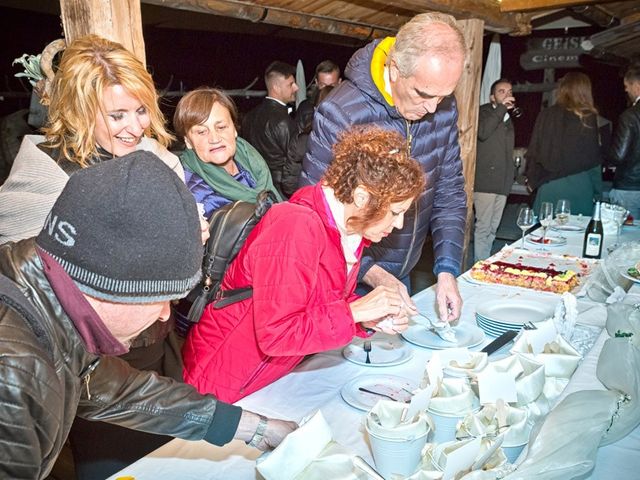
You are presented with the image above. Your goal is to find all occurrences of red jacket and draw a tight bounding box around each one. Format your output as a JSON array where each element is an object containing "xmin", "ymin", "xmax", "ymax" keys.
[{"xmin": 182, "ymin": 184, "xmax": 370, "ymax": 403}]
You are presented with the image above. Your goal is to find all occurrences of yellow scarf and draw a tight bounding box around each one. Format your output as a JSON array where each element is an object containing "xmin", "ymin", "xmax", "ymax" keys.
[{"xmin": 370, "ymin": 37, "xmax": 396, "ymax": 107}]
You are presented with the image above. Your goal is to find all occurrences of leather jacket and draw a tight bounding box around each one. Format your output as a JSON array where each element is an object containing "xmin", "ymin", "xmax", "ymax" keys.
[
  {"xmin": 608, "ymin": 102, "xmax": 640, "ymax": 190},
  {"xmin": 0, "ymin": 240, "xmax": 241, "ymax": 479},
  {"xmin": 242, "ymin": 98, "xmax": 296, "ymax": 189}
]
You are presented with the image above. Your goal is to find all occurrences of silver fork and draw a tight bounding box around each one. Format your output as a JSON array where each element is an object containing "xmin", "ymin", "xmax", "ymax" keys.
[{"xmin": 364, "ymin": 340, "xmax": 372, "ymax": 364}]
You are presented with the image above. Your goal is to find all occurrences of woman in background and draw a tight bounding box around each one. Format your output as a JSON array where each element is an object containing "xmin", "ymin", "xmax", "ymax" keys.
[
  {"xmin": 0, "ymin": 34, "xmax": 185, "ymax": 479},
  {"xmin": 183, "ymin": 126, "xmax": 425, "ymax": 403},
  {"xmin": 173, "ymin": 87, "xmax": 281, "ymax": 219},
  {"xmin": 525, "ymin": 72, "xmax": 603, "ymax": 215}
]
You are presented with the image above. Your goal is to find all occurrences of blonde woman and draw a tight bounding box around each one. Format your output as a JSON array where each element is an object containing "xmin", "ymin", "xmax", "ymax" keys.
[
  {"xmin": 525, "ymin": 72, "xmax": 603, "ymax": 215},
  {"xmin": 0, "ymin": 34, "xmax": 183, "ymax": 244},
  {"xmin": 0, "ymin": 34, "xmax": 186, "ymax": 479}
]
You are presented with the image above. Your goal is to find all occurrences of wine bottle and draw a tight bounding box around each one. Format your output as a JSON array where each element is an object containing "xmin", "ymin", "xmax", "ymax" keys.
[{"xmin": 582, "ymin": 201, "xmax": 604, "ymax": 259}]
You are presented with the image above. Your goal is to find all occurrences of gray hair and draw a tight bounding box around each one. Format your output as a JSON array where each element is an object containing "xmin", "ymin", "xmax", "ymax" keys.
[{"xmin": 388, "ymin": 12, "xmax": 467, "ymax": 77}]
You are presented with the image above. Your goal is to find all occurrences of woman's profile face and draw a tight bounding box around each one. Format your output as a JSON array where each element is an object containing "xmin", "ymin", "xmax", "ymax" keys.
[
  {"xmin": 360, "ymin": 197, "xmax": 414, "ymax": 243},
  {"xmin": 185, "ymin": 102, "xmax": 238, "ymax": 173},
  {"xmin": 95, "ymin": 84, "xmax": 151, "ymax": 157}
]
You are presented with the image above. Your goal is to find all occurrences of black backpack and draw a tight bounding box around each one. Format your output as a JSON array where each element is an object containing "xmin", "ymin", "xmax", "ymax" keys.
[{"xmin": 182, "ymin": 190, "xmax": 278, "ymax": 330}]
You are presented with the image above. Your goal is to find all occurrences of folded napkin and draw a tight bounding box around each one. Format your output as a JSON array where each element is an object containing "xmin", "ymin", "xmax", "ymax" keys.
[
  {"xmin": 428, "ymin": 378, "xmax": 478, "ymax": 416},
  {"xmin": 366, "ymin": 399, "xmax": 434, "ymax": 438},
  {"xmin": 443, "ymin": 352, "xmax": 488, "ymax": 379},
  {"xmin": 257, "ymin": 411, "xmax": 363, "ymax": 480},
  {"xmin": 457, "ymin": 404, "xmax": 531, "ymax": 448},
  {"xmin": 423, "ymin": 437, "xmax": 508, "ymax": 475},
  {"xmin": 486, "ymin": 354, "xmax": 545, "ymax": 407},
  {"xmin": 512, "ymin": 332, "xmax": 581, "ymax": 379},
  {"xmin": 551, "ymin": 292, "xmax": 578, "ymax": 338}
]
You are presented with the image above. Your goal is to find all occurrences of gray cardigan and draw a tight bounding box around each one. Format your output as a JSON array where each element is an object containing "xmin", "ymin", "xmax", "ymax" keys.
[
  {"xmin": 474, "ymin": 103, "xmax": 515, "ymax": 196},
  {"xmin": 0, "ymin": 135, "xmax": 184, "ymax": 244}
]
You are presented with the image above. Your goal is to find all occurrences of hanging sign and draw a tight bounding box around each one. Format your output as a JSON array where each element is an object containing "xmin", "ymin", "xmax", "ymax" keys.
[{"xmin": 520, "ymin": 36, "xmax": 587, "ymax": 70}]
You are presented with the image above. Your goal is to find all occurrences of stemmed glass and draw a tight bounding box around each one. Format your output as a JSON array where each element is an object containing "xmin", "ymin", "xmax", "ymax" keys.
[
  {"xmin": 539, "ymin": 202, "xmax": 554, "ymax": 246},
  {"xmin": 516, "ymin": 206, "xmax": 535, "ymax": 248},
  {"xmin": 556, "ymin": 199, "xmax": 571, "ymax": 226},
  {"xmin": 611, "ymin": 201, "xmax": 629, "ymax": 246}
]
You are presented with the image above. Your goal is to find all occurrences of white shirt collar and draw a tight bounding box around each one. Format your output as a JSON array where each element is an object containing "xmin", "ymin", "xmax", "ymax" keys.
[
  {"xmin": 321, "ymin": 186, "xmax": 362, "ymax": 273},
  {"xmin": 266, "ymin": 96, "xmax": 287, "ymax": 107},
  {"xmin": 634, "ymin": 96, "xmax": 640, "ymax": 106}
]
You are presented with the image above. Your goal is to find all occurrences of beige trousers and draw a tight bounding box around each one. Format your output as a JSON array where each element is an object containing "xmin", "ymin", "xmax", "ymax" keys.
[{"xmin": 473, "ymin": 192, "xmax": 507, "ymax": 261}]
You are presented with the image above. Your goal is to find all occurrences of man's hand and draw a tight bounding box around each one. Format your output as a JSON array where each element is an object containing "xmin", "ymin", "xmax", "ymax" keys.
[
  {"xmin": 237, "ymin": 411, "xmax": 298, "ymax": 451},
  {"xmin": 362, "ymin": 265, "xmax": 416, "ymax": 314},
  {"xmin": 435, "ymin": 272, "xmax": 462, "ymax": 325}
]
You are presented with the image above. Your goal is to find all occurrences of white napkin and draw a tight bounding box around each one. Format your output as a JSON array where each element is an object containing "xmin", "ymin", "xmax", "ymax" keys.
[
  {"xmin": 511, "ymin": 333, "xmax": 581, "ymax": 379},
  {"xmin": 428, "ymin": 378, "xmax": 477, "ymax": 416},
  {"xmin": 366, "ymin": 400, "xmax": 433, "ymax": 440},
  {"xmin": 552, "ymin": 292, "xmax": 578, "ymax": 338},
  {"xmin": 457, "ymin": 404, "xmax": 531, "ymax": 448},
  {"xmin": 256, "ymin": 411, "xmax": 356, "ymax": 480},
  {"xmin": 606, "ymin": 286, "xmax": 627, "ymax": 304}
]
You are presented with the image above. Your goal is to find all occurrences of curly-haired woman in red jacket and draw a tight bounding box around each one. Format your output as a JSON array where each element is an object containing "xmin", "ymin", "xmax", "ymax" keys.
[{"xmin": 183, "ymin": 125, "xmax": 426, "ymax": 402}]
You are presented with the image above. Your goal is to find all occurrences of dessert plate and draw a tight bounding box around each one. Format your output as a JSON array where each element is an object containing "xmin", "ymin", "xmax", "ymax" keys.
[
  {"xmin": 525, "ymin": 234, "xmax": 567, "ymax": 247},
  {"xmin": 621, "ymin": 267, "xmax": 640, "ymax": 285},
  {"xmin": 476, "ymin": 299, "xmax": 555, "ymax": 327},
  {"xmin": 342, "ymin": 337, "xmax": 413, "ymax": 367},
  {"xmin": 340, "ymin": 374, "xmax": 417, "ymax": 411},
  {"xmin": 401, "ymin": 323, "xmax": 485, "ymax": 350}
]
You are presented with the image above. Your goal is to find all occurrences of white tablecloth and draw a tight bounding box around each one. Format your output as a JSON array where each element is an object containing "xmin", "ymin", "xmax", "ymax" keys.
[{"xmin": 108, "ymin": 222, "xmax": 640, "ymax": 480}]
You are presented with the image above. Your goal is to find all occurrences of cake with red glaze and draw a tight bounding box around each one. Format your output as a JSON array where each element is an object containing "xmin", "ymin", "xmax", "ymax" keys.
[{"xmin": 470, "ymin": 260, "xmax": 579, "ymax": 293}]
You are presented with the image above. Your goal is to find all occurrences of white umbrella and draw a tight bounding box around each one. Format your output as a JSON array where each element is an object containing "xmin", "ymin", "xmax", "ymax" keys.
[
  {"xmin": 295, "ymin": 59, "xmax": 307, "ymax": 108},
  {"xmin": 480, "ymin": 34, "xmax": 502, "ymax": 106}
]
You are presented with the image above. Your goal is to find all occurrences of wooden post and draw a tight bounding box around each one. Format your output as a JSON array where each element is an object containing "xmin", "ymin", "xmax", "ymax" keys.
[
  {"xmin": 454, "ymin": 19, "xmax": 484, "ymax": 269},
  {"xmin": 59, "ymin": 0, "xmax": 146, "ymax": 65}
]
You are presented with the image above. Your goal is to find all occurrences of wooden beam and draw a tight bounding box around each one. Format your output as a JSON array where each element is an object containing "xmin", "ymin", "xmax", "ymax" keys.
[
  {"xmin": 454, "ymin": 18, "xmax": 484, "ymax": 267},
  {"xmin": 60, "ymin": 0, "xmax": 146, "ymax": 64},
  {"xmin": 142, "ymin": 0, "xmax": 396, "ymax": 40},
  {"xmin": 387, "ymin": 0, "xmax": 532, "ymax": 34},
  {"xmin": 499, "ymin": 0, "xmax": 619, "ymax": 13}
]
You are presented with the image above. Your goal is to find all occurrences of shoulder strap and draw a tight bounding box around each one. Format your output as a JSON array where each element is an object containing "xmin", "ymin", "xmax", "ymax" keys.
[{"xmin": 0, "ymin": 273, "xmax": 53, "ymax": 359}]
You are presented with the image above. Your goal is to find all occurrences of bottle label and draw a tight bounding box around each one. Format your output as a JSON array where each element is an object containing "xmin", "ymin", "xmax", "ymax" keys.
[{"xmin": 585, "ymin": 233, "xmax": 602, "ymax": 256}]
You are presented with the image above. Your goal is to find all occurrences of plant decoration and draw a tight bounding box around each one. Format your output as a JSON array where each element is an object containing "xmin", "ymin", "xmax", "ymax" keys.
[{"xmin": 12, "ymin": 53, "xmax": 44, "ymax": 87}]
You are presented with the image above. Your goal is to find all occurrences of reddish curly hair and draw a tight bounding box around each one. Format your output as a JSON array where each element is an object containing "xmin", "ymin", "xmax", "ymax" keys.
[{"xmin": 323, "ymin": 126, "xmax": 425, "ymax": 231}]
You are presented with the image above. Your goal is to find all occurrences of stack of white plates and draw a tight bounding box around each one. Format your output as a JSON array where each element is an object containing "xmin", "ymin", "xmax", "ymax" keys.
[{"xmin": 475, "ymin": 299, "xmax": 556, "ymax": 337}]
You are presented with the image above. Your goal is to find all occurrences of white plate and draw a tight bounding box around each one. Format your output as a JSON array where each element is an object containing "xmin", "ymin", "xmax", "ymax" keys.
[
  {"xmin": 621, "ymin": 268, "xmax": 640, "ymax": 285},
  {"xmin": 401, "ymin": 322, "xmax": 485, "ymax": 350},
  {"xmin": 476, "ymin": 299, "xmax": 555, "ymax": 327},
  {"xmin": 525, "ymin": 234, "xmax": 567, "ymax": 247},
  {"xmin": 550, "ymin": 223, "xmax": 584, "ymax": 232},
  {"xmin": 342, "ymin": 337, "xmax": 413, "ymax": 367},
  {"xmin": 340, "ymin": 374, "xmax": 417, "ymax": 411}
]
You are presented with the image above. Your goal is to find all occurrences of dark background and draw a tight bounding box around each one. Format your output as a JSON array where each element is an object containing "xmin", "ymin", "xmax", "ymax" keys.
[{"xmin": 0, "ymin": 5, "xmax": 630, "ymax": 150}]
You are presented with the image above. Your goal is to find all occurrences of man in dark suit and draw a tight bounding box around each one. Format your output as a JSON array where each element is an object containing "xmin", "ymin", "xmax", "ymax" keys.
[
  {"xmin": 473, "ymin": 78, "xmax": 517, "ymax": 261},
  {"xmin": 242, "ymin": 61, "xmax": 299, "ymax": 195}
]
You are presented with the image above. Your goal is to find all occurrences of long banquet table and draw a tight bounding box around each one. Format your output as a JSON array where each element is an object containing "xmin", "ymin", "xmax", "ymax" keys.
[{"xmin": 108, "ymin": 222, "xmax": 640, "ymax": 480}]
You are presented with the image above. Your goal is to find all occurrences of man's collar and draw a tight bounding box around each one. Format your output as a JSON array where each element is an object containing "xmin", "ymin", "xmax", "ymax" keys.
[
  {"xmin": 634, "ymin": 95, "xmax": 640, "ymax": 106},
  {"xmin": 266, "ymin": 96, "xmax": 287, "ymax": 107}
]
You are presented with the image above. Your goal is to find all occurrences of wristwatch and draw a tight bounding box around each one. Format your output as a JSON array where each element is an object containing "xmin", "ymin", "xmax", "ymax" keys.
[{"xmin": 247, "ymin": 414, "xmax": 268, "ymax": 448}]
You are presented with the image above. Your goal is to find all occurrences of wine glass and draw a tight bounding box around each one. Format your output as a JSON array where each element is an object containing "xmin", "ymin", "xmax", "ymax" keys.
[
  {"xmin": 539, "ymin": 202, "xmax": 554, "ymax": 246},
  {"xmin": 513, "ymin": 155, "xmax": 523, "ymax": 181},
  {"xmin": 611, "ymin": 201, "xmax": 629, "ymax": 246},
  {"xmin": 516, "ymin": 206, "xmax": 535, "ymax": 249},
  {"xmin": 556, "ymin": 199, "xmax": 571, "ymax": 226}
]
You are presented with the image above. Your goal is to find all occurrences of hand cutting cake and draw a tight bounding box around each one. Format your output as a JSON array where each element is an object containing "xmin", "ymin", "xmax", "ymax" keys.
[{"xmin": 470, "ymin": 260, "xmax": 579, "ymax": 293}]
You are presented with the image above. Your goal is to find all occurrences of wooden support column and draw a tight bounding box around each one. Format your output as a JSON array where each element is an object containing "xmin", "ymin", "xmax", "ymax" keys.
[
  {"xmin": 59, "ymin": 0, "xmax": 146, "ymax": 64},
  {"xmin": 454, "ymin": 18, "xmax": 484, "ymax": 268}
]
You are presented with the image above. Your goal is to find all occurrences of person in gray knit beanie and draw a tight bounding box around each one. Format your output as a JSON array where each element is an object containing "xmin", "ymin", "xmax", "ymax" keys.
[
  {"xmin": 36, "ymin": 150, "xmax": 202, "ymax": 303},
  {"xmin": 0, "ymin": 151, "xmax": 298, "ymax": 480}
]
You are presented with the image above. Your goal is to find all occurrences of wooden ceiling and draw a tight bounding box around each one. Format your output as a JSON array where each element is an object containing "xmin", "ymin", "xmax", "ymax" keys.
[
  {"xmin": 141, "ymin": 1, "xmax": 639, "ymax": 36},
  {"xmin": 2, "ymin": 0, "xmax": 640, "ymax": 59}
]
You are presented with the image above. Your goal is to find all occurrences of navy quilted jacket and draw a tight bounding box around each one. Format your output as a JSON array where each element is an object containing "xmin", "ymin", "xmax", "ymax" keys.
[{"xmin": 299, "ymin": 39, "xmax": 467, "ymax": 280}]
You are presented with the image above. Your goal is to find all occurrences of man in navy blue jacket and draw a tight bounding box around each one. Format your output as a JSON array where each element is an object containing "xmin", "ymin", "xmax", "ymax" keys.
[{"xmin": 299, "ymin": 12, "xmax": 467, "ymax": 324}]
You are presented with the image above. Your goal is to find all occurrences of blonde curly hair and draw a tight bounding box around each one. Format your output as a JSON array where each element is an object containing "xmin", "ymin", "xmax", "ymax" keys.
[
  {"xmin": 42, "ymin": 34, "xmax": 172, "ymax": 167},
  {"xmin": 323, "ymin": 125, "xmax": 425, "ymax": 231}
]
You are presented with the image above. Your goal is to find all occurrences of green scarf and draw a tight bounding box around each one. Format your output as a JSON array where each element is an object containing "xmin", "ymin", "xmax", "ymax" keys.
[{"xmin": 179, "ymin": 137, "xmax": 282, "ymax": 203}]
